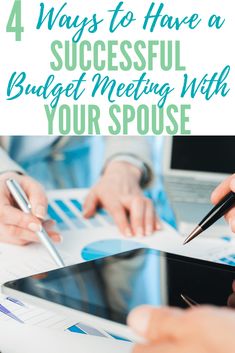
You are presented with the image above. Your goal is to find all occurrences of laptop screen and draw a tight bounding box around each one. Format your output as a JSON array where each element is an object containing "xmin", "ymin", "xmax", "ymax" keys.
[{"xmin": 171, "ymin": 137, "xmax": 235, "ymax": 174}]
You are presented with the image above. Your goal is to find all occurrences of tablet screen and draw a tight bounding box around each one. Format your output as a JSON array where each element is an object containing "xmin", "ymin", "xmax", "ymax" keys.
[{"xmin": 5, "ymin": 249, "xmax": 235, "ymax": 324}]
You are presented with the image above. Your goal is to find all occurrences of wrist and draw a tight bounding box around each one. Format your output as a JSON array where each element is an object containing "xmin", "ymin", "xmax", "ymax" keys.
[{"xmin": 104, "ymin": 161, "xmax": 142, "ymax": 183}]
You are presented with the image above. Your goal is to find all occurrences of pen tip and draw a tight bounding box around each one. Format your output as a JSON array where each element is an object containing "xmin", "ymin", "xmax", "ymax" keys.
[
  {"xmin": 183, "ymin": 238, "xmax": 189, "ymax": 245},
  {"xmin": 183, "ymin": 226, "xmax": 203, "ymax": 245}
]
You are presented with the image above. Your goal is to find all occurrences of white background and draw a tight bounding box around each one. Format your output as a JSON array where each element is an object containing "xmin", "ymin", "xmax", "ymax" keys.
[{"xmin": 0, "ymin": 0, "xmax": 234, "ymax": 135}]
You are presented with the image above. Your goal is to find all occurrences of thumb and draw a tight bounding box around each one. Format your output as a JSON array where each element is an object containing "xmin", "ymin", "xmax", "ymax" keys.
[
  {"xmin": 211, "ymin": 174, "xmax": 235, "ymax": 205},
  {"xmin": 128, "ymin": 305, "xmax": 184, "ymax": 342},
  {"xmin": 21, "ymin": 177, "xmax": 48, "ymax": 220}
]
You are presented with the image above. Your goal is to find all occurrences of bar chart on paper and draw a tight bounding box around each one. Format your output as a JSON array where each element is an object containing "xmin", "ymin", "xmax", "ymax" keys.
[
  {"xmin": 47, "ymin": 189, "xmax": 139, "ymax": 262},
  {"xmin": 48, "ymin": 190, "xmax": 114, "ymax": 233},
  {"xmin": 47, "ymin": 189, "xmax": 235, "ymax": 267},
  {"xmin": 0, "ymin": 295, "xmax": 131, "ymax": 342}
]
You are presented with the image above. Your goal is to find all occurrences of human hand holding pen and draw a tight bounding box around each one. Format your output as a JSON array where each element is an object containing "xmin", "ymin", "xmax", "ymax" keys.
[
  {"xmin": 0, "ymin": 172, "xmax": 61, "ymax": 245},
  {"xmin": 211, "ymin": 174, "xmax": 235, "ymax": 233}
]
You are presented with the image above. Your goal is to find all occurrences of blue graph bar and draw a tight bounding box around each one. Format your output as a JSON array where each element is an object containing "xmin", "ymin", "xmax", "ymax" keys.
[
  {"xmin": 219, "ymin": 256, "xmax": 235, "ymax": 266},
  {"xmin": 108, "ymin": 332, "xmax": 131, "ymax": 342},
  {"xmin": 6, "ymin": 297, "xmax": 26, "ymax": 307},
  {"xmin": 70, "ymin": 199, "xmax": 83, "ymax": 212},
  {"xmin": 0, "ymin": 304, "xmax": 24, "ymax": 323},
  {"xmin": 70, "ymin": 199, "xmax": 102, "ymax": 227},
  {"xmin": 67, "ymin": 323, "xmax": 131, "ymax": 341},
  {"xmin": 48, "ymin": 205, "xmax": 69, "ymax": 231},
  {"xmin": 77, "ymin": 323, "xmax": 106, "ymax": 337},
  {"xmin": 55, "ymin": 200, "xmax": 86, "ymax": 229},
  {"xmin": 67, "ymin": 324, "xmax": 86, "ymax": 334}
]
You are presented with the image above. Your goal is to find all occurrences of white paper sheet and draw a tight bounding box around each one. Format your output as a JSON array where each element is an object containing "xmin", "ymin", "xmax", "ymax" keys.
[
  {"xmin": 0, "ymin": 320, "xmax": 132, "ymax": 353},
  {"xmin": 0, "ymin": 294, "xmax": 133, "ymax": 344}
]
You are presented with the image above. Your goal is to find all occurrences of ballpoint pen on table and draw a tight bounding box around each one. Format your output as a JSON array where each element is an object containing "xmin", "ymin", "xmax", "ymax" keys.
[
  {"xmin": 6, "ymin": 178, "xmax": 65, "ymax": 268},
  {"xmin": 184, "ymin": 191, "xmax": 235, "ymax": 245}
]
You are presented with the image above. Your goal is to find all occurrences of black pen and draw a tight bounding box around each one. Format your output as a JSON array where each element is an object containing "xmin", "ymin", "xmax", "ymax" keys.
[{"xmin": 184, "ymin": 191, "xmax": 235, "ymax": 245}]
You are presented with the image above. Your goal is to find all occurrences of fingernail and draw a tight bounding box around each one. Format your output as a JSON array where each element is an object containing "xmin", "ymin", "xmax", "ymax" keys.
[
  {"xmin": 35, "ymin": 205, "xmax": 46, "ymax": 220},
  {"xmin": 28, "ymin": 223, "xmax": 42, "ymax": 232},
  {"xmin": 128, "ymin": 306, "xmax": 151, "ymax": 335},
  {"xmin": 125, "ymin": 228, "xmax": 132, "ymax": 237},
  {"xmin": 52, "ymin": 234, "xmax": 63, "ymax": 243},
  {"xmin": 146, "ymin": 226, "xmax": 153, "ymax": 236}
]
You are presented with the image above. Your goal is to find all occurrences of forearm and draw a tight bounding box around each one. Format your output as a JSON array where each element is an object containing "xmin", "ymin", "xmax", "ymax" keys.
[
  {"xmin": 0, "ymin": 147, "xmax": 24, "ymax": 174},
  {"xmin": 104, "ymin": 136, "xmax": 154, "ymax": 187}
]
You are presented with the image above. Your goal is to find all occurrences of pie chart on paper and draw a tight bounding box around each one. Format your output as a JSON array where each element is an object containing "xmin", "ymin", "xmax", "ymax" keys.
[{"xmin": 81, "ymin": 239, "xmax": 145, "ymax": 261}]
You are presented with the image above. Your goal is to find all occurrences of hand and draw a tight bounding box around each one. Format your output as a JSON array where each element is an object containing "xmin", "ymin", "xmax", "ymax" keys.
[
  {"xmin": 83, "ymin": 161, "xmax": 160, "ymax": 237},
  {"xmin": 0, "ymin": 171, "xmax": 61, "ymax": 245},
  {"xmin": 227, "ymin": 280, "xmax": 235, "ymax": 308},
  {"xmin": 211, "ymin": 174, "xmax": 235, "ymax": 233},
  {"xmin": 128, "ymin": 305, "xmax": 235, "ymax": 353}
]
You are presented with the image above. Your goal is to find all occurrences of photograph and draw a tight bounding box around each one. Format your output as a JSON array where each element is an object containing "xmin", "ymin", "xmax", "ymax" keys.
[{"xmin": 0, "ymin": 1, "xmax": 234, "ymax": 353}]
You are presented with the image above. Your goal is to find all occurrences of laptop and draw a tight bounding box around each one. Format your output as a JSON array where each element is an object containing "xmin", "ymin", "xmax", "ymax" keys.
[{"xmin": 163, "ymin": 136, "xmax": 235, "ymax": 236}]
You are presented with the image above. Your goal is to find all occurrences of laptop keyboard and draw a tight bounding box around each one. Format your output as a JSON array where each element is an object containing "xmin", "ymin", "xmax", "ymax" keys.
[{"xmin": 165, "ymin": 177, "xmax": 219, "ymax": 204}]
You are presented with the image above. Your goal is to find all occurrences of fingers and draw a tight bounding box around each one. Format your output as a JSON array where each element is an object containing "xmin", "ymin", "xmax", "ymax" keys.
[
  {"xmin": 0, "ymin": 205, "xmax": 42, "ymax": 231},
  {"xmin": 108, "ymin": 202, "xmax": 132, "ymax": 237},
  {"xmin": 19, "ymin": 225, "xmax": 61, "ymax": 244},
  {"xmin": 130, "ymin": 196, "xmax": 146, "ymax": 236},
  {"xmin": 224, "ymin": 208, "xmax": 235, "ymax": 232},
  {"xmin": 228, "ymin": 280, "xmax": 235, "ymax": 308},
  {"xmin": 83, "ymin": 190, "xmax": 100, "ymax": 218},
  {"xmin": 211, "ymin": 175, "xmax": 235, "ymax": 232},
  {"xmin": 0, "ymin": 224, "xmax": 44, "ymax": 246},
  {"xmin": 211, "ymin": 174, "xmax": 235, "ymax": 205},
  {"xmin": 84, "ymin": 189, "xmax": 132, "ymax": 237},
  {"xmin": 21, "ymin": 177, "xmax": 48, "ymax": 219},
  {"xmin": 133, "ymin": 343, "xmax": 180, "ymax": 353},
  {"xmin": 232, "ymin": 279, "xmax": 235, "ymax": 292},
  {"xmin": 0, "ymin": 222, "xmax": 61, "ymax": 246},
  {"xmin": 145, "ymin": 198, "xmax": 161, "ymax": 235},
  {"xmin": 129, "ymin": 197, "xmax": 160, "ymax": 236},
  {"xmin": 0, "ymin": 225, "xmax": 34, "ymax": 246},
  {"xmin": 128, "ymin": 305, "xmax": 183, "ymax": 342},
  {"xmin": 227, "ymin": 292, "xmax": 235, "ymax": 308},
  {"xmin": 145, "ymin": 199, "xmax": 154, "ymax": 235},
  {"xmin": 43, "ymin": 220, "xmax": 62, "ymax": 243},
  {"xmin": 0, "ymin": 173, "xmax": 60, "ymax": 245},
  {"xmin": 83, "ymin": 186, "xmax": 159, "ymax": 237}
]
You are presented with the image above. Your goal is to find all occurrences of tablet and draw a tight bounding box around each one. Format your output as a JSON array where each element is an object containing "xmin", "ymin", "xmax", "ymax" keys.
[{"xmin": 3, "ymin": 248, "xmax": 235, "ymax": 341}]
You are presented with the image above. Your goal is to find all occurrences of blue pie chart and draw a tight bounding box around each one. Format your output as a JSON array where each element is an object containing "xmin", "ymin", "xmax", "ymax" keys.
[{"xmin": 81, "ymin": 239, "xmax": 145, "ymax": 261}]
